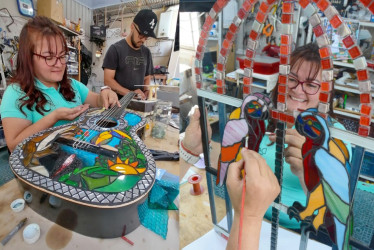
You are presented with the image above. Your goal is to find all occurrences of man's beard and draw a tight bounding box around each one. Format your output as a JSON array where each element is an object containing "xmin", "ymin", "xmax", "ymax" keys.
[{"xmin": 131, "ymin": 33, "xmax": 142, "ymax": 48}]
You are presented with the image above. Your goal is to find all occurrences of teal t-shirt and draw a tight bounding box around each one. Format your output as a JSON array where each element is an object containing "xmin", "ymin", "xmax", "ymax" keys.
[
  {"xmin": 0, "ymin": 78, "xmax": 89, "ymax": 127},
  {"xmin": 261, "ymin": 120, "xmax": 352, "ymax": 229}
]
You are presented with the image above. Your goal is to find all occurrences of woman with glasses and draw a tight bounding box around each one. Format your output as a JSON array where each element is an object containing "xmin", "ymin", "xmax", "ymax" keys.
[
  {"xmin": 0, "ymin": 16, "xmax": 119, "ymax": 152},
  {"xmin": 261, "ymin": 43, "xmax": 351, "ymax": 236}
]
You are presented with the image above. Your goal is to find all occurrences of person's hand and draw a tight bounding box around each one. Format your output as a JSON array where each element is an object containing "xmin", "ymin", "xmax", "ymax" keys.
[
  {"xmin": 269, "ymin": 129, "xmax": 305, "ymax": 178},
  {"xmin": 53, "ymin": 104, "xmax": 90, "ymax": 121},
  {"xmin": 100, "ymin": 89, "xmax": 121, "ymax": 109},
  {"xmin": 134, "ymin": 89, "xmax": 146, "ymax": 100},
  {"xmin": 226, "ymin": 148, "xmax": 280, "ymax": 219},
  {"xmin": 182, "ymin": 106, "xmax": 212, "ymax": 155}
]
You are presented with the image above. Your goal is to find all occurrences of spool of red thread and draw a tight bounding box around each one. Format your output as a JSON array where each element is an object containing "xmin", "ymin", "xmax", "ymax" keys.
[{"xmin": 188, "ymin": 174, "xmax": 204, "ymax": 195}]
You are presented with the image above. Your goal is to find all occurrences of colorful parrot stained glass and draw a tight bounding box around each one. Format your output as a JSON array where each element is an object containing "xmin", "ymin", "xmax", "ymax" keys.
[
  {"xmin": 288, "ymin": 110, "xmax": 352, "ymax": 250},
  {"xmin": 216, "ymin": 93, "xmax": 272, "ymax": 186},
  {"xmin": 196, "ymin": 0, "xmax": 374, "ymax": 248}
]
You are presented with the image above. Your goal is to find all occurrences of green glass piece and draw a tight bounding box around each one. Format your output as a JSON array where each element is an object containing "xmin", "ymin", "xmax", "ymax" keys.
[
  {"xmin": 322, "ymin": 180, "xmax": 349, "ymax": 224},
  {"xmin": 137, "ymin": 153, "xmax": 146, "ymax": 161},
  {"xmin": 81, "ymin": 174, "xmax": 110, "ymax": 190},
  {"xmin": 65, "ymin": 179, "xmax": 78, "ymax": 186},
  {"xmin": 94, "ymin": 175, "xmax": 141, "ymax": 192}
]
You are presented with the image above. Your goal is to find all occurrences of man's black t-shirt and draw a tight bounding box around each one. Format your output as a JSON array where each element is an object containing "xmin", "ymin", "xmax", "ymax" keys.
[{"xmin": 102, "ymin": 39, "xmax": 153, "ymax": 93}]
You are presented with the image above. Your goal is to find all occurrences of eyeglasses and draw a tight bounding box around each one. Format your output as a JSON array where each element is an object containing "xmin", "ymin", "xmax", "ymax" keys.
[
  {"xmin": 33, "ymin": 53, "xmax": 69, "ymax": 66},
  {"xmin": 133, "ymin": 24, "xmax": 148, "ymax": 40},
  {"xmin": 288, "ymin": 75, "xmax": 321, "ymax": 95}
]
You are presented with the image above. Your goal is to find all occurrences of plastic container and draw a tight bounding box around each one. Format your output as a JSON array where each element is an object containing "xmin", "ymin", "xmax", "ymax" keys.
[
  {"xmin": 23, "ymin": 224, "xmax": 40, "ymax": 244},
  {"xmin": 151, "ymin": 101, "xmax": 172, "ymax": 139},
  {"xmin": 10, "ymin": 198, "xmax": 25, "ymax": 213},
  {"xmin": 237, "ymin": 55, "xmax": 280, "ymax": 75}
]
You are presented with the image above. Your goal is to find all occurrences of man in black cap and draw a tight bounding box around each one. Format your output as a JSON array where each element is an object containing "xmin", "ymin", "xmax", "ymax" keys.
[{"xmin": 103, "ymin": 9, "xmax": 157, "ymax": 99}]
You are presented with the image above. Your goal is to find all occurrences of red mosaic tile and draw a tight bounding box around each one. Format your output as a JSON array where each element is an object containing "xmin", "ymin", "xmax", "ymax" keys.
[
  {"xmin": 282, "ymin": 14, "xmax": 293, "ymax": 24},
  {"xmin": 279, "ymin": 112, "xmax": 287, "ymax": 122},
  {"xmin": 195, "ymin": 67, "xmax": 201, "ymax": 75},
  {"xmin": 201, "ymin": 30, "xmax": 208, "ymax": 39},
  {"xmin": 360, "ymin": 116, "xmax": 371, "ymax": 126},
  {"xmin": 220, "ymin": 47, "xmax": 228, "ymax": 57},
  {"xmin": 299, "ymin": 0, "xmax": 310, "ymax": 8},
  {"xmin": 319, "ymin": 47, "xmax": 331, "ymax": 58},
  {"xmin": 196, "ymin": 52, "xmax": 202, "ymax": 60},
  {"xmin": 361, "ymin": 104, "xmax": 372, "ymax": 116},
  {"xmin": 259, "ymin": 2, "xmax": 270, "ymax": 13},
  {"xmin": 278, "ymin": 75, "xmax": 288, "ymax": 84},
  {"xmin": 316, "ymin": 0, "xmax": 329, "ymax": 11},
  {"xmin": 330, "ymin": 15, "xmax": 343, "ymax": 28},
  {"xmin": 319, "ymin": 92, "xmax": 330, "ymax": 102},
  {"xmin": 342, "ymin": 35, "xmax": 355, "ymax": 49},
  {"xmin": 280, "ymin": 55, "xmax": 290, "ymax": 65},
  {"xmin": 266, "ymin": 0, "xmax": 277, "ymax": 5},
  {"xmin": 357, "ymin": 69, "xmax": 369, "ymax": 81},
  {"xmin": 246, "ymin": 49, "xmax": 255, "ymax": 58},
  {"xmin": 196, "ymin": 81, "xmax": 202, "ymax": 89},
  {"xmin": 249, "ymin": 30, "xmax": 259, "ymax": 40},
  {"xmin": 256, "ymin": 11, "xmax": 266, "ymax": 23},
  {"xmin": 348, "ymin": 46, "xmax": 362, "ymax": 59},
  {"xmin": 238, "ymin": 8, "xmax": 247, "ymax": 19},
  {"xmin": 213, "ymin": 3, "xmax": 221, "ymax": 13},
  {"xmin": 250, "ymin": 0, "xmax": 257, "ymax": 4},
  {"xmin": 360, "ymin": 93, "xmax": 371, "ymax": 103},
  {"xmin": 217, "ymin": 0, "xmax": 227, "ymax": 8},
  {"xmin": 217, "ymin": 63, "xmax": 225, "ymax": 72},
  {"xmin": 197, "ymin": 45, "xmax": 204, "ymax": 54},
  {"xmin": 243, "ymin": 77, "xmax": 252, "ymax": 85},
  {"xmin": 278, "ymin": 94, "xmax": 286, "ymax": 103},
  {"xmin": 321, "ymin": 58, "xmax": 333, "ymax": 69},
  {"xmin": 281, "ymin": 34, "xmax": 291, "ymax": 45},
  {"xmin": 199, "ymin": 37, "xmax": 206, "ymax": 46},
  {"xmin": 280, "ymin": 45, "xmax": 291, "ymax": 55},
  {"xmin": 271, "ymin": 110, "xmax": 279, "ymax": 119},
  {"xmin": 243, "ymin": 85, "xmax": 251, "ymax": 94},
  {"xmin": 282, "ymin": 2, "xmax": 293, "ymax": 13},
  {"xmin": 243, "ymin": 0, "xmax": 252, "ymax": 11},
  {"xmin": 313, "ymin": 25, "xmax": 324, "ymax": 37},
  {"xmin": 286, "ymin": 114, "xmax": 295, "ymax": 124},
  {"xmin": 216, "ymin": 79, "xmax": 223, "ymax": 87},
  {"xmin": 321, "ymin": 81, "xmax": 332, "ymax": 92},
  {"xmin": 222, "ymin": 39, "xmax": 230, "ymax": 49},
  {"xmin": 278, "ymin": 84, "xmax": 287, "ymax": 94},
  {"xmin": 226, "ymin": 31, "xmax": 234, "ymax": 41},
  {"xmin": 229, "ymin": 23, "xmax": 238, "ymax": 33},
  {"xmin": 217, "ymin": 87, "xmax": 224, "ymax": 94},
  {"xmin": 358, "ymin": 125, "xmax": 370, "ymax": 137},
  {"xmin": 244, "ymin": 59, "xmax": 253, "ymax": 68}
]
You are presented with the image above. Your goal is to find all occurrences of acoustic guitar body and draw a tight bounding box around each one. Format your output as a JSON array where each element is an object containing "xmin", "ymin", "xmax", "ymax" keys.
[{"xmin": 9, "ymin": 93, "xmax": 156, "ymax": 238}]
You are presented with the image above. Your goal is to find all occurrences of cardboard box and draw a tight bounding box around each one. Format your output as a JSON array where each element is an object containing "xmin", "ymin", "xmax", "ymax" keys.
[{"xmin": 37, "ymin": 0, "xmax": 64, "ymax": 25}]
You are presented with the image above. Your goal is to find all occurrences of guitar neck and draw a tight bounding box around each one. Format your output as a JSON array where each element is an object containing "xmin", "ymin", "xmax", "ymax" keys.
[{"xmin": 105, "ymin": 92, "xmax": 136, "ymax": 120}]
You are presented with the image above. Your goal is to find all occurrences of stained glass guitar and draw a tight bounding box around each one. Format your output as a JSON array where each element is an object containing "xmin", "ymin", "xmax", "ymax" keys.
[{"xmin": 9, "ymin": 92, "xmax": 156, "ymax": 206}]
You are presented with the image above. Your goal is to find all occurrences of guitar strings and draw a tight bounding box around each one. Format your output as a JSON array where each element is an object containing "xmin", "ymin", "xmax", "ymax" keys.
[
  {"xmin": 73, "ymin": 94, "xmax": 132, "ymax": 149},
  {"xmin": 72, "ymin": 93, "xmax": 136, "ymax": 150},
  {"xmin": 73, "ymin": 93, "xmax": 134, "ymax": 149}
]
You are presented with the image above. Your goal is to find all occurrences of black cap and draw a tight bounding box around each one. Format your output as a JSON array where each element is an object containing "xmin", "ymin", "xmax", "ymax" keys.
[{"xmin": 133, "ymin": 9, "xmax": 158, "ymax": 38}]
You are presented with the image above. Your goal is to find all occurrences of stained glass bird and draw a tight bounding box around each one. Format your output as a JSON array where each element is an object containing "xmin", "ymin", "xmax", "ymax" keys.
[
  {"xmin": 216, "ymin": 93, "xmax": 272, "ymax": 186},
  {"xmin": 288, "ymin": 110, "xmax": 351, "ymax": 250}
]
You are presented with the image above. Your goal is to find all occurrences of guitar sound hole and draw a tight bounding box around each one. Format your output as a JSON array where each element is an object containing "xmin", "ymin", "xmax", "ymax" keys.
[{"xmin": 96, "ymin": 119, "xmax": 118, "ymax": 128}]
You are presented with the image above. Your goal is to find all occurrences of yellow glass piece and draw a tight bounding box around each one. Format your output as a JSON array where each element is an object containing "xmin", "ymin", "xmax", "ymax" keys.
[
  {"xmin": 110, "ymin": 164, "xmax": 139, "ymax": 175},
  {"xmin": 300, "ymin": 184, "xmax": 325, "ymax": 220},
  {"xmin": 229, "ymin": 107, "xmax": 241, "ymax": 119},
  {"xmin": 313, "ymin": 206, "xmax": 326, "ymax": 230},
  {"xmin": 329, "ymin": 140, "xmax": 346, "ymax": 165},
  {"xmin": 332, "ymin": 138, "xmax": 349, "ymax": 160},
  {"xmin": 113, "ymin": 130, "xmax": 132, "ymax": 140}
]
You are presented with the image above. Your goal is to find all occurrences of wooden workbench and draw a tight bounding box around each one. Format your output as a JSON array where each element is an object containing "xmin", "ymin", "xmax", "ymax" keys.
[
  {"xmin": 0, "ymin": 126, "xmax": 179, "ymax": 249},
  {"xmin": 180, "ymin": 141, "xmax": 228, "ymax": 249}
]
